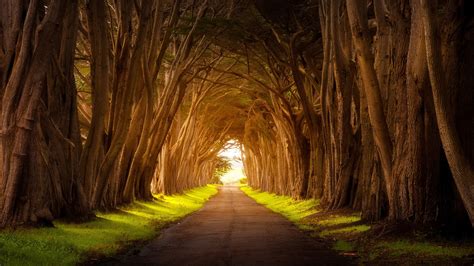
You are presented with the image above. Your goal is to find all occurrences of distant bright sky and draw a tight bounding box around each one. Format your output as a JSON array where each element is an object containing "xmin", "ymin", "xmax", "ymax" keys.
[
  {"xmin": 218, "ymin": 140, "xmax": 245, "ymax": 184},
  {"xmin": 218, "ymin": 140, "xmax": 243, "ymax": 168}
]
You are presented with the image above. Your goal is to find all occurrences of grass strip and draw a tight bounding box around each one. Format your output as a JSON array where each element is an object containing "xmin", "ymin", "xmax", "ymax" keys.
[
  {"xmin": 240, "ymin": 185, "xmax": 319, "ymax": 224},
  {"xmin": 240, "ymin": 185, "xmax": 474, "ymax": 263},
  {"xmin": 0, "ymin": 184, "xmax": 218, "ymax": 266}
]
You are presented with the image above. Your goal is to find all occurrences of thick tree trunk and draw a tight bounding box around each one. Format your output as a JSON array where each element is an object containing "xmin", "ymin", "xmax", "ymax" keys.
[
  {"xmin": 420, "ymin": 0, "xmax": 474, "ymax": 226},
  {"xmin": 345, "ymin": 0, "xmax": 393, "ymax": 197},
  {"xmin": 80, "ymin": 0, "xmax": 110, "ymax": 199},
  {"xmin": 91, "ymin": 1, "xmax": 154, "ymax": 208},
  {"xmin": 0, "ymin": 0, "xmax": 89, "ymax": 227}
]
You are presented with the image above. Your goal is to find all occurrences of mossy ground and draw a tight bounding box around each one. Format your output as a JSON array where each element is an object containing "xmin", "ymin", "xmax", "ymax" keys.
[
  {"xmin": 0, "ymin": 184, "xmax": 218, "ymax": 266},
  {"xmin": 241, "ymin": 185, "xmax": 474, "ymax": 265}
]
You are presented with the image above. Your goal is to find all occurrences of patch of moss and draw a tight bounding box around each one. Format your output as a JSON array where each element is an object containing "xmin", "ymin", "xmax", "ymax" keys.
[
  {"xmin": 317, "ymin": 215, "xmax": 361, "ymax": 227},
  {"xmin": 333, "ymin": 240, "xmax": 355, "ymax": 252},
  {"xmin": 320, "ymin": 225, "xmax": 371, "ymax": 237},
  {"xmin": 377, "ymin": 240, "xmax": 474, "ymax": 258},
  {"xmin": 297, "ymin": 224, "xmax": 315, "ymax": 231},
  {"xmin": 0, "ymin": 185, "xmax": 219, "ymax": 266}
]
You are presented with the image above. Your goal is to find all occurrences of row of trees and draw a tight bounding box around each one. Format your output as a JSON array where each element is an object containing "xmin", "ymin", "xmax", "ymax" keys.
[
  {"xmin": 239, "ymin": 0, "xmax": 474, "ymax": 228},
  {"xmin": 0, "ymin": 0, "xmax": 236, "ymax": 227},
  {"xmin": 0, "ymin": 0, "xmax": 473, "ymax": 229},
  {"xmin": 153, "ymin": 63, "xmax": 245, "ymax": 194}
]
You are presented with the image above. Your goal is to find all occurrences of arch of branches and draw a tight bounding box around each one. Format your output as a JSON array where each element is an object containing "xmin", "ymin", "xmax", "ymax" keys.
[{"xmin": 0, "ymin": 0, "xmax": 473, "ymax": 229}]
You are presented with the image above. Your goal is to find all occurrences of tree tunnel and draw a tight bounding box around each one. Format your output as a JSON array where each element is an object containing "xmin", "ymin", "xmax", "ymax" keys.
[{"xmin": 0, "ymin": 0, "xmax": 473, "ymax": 230}]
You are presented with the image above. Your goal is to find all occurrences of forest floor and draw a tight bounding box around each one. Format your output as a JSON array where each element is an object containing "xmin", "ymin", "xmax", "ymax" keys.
[
  {"xmin": 241, "ymin": 185, "xmax": 474, "ymax": 265},
  {"xmin": 0, "ymin": 185, "xmax": 218, "ymax": 266}
]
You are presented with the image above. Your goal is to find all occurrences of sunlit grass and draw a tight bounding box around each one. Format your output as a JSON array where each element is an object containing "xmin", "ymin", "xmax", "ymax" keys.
[
  {"xmin": 0, "ymin": 185, "xmax": 218, "ymax": 266},
  {"xmin": 302, "ymin": 212, "xmax": 371, "ymax": 239},
  {"xmin": 319, "ymin": 224, "xmax": 371, "ymax": 237},
  {"xmin": 240, "ymin": 185, "xmax": 474, "ymax": 262},
  {"xmin": 317, "ymin": 215, "xmax": 361, "ymax": 227},
  {"xmin": 240, "ymin": 186, "xmax": 319, "ymax": 223},
  {"xmin": 241, "ymin": 186, "xmax": 369, "ymax": 256}
]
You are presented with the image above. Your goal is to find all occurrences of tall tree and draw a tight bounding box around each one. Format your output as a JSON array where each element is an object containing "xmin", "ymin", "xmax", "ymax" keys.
[{"xmin": 0, "ymin": 0, "xmax": 88, "ymax": 227}]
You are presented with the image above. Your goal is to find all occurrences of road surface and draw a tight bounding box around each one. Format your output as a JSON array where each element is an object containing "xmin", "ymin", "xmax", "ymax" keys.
[{"xmin": 106, "ymin": 186, "xmax": 353, "ymax": 265}]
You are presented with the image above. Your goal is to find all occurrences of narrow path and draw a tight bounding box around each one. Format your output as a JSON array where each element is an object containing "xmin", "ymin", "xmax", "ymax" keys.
[{"xmin": 111, "ymin": 186, "xmax": 353, "ymax": 265}]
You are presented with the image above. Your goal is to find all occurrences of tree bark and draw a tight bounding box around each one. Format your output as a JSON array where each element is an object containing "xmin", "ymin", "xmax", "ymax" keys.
[
  {"xmin": 346, "ymin": 0, "xmax": 393, "ymax": 205},
  {"xmin": 1, "ymin": 0, "xmax": 88, "ymax": 227},
  {"xmin": 420, "ymin": 0, "xmax": 474, "ymax": 226}
]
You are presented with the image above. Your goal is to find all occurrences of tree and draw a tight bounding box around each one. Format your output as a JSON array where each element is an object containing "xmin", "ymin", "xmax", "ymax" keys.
[{"xmin": 0, "ymin": 0, "xmax": 88, "ymax": 227}]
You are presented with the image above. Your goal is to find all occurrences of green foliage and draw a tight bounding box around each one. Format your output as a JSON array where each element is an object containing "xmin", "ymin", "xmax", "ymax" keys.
[
  {"xmin": 239, "ymin": 178, "xmax": 248, "ymax": 184},
  {"xmin": 212, "ymin": 156, "xmax": 232, "ymax": 183},
  {"xmin": 0, "ymin": 185, "xmax": 218, "ymax": 266},
  {"xmin": 240, "ymin": 186, "xmax": 319, "ymax": 223}
]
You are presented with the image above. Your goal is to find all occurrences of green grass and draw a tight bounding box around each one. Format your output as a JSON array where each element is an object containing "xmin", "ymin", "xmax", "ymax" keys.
[
  {"xmin": 333, "ymin": 240, "xmax": 355, "ymax": 252},
  {"xmin": 241, "ymin": 186, "xmax": 369, "ymax": 256},
  {"xmin": 241, "ymin": 186, "xmax": 369, "ymax": 237},
  {"xmin": 304, "ymin": 213, "xmax": 371, "ymax": 238},
  {"xmin": 0, "ymin": 184, "xmax": 218, "ymax": 266},
  {"xmin": 319, "ymin": 224, "xmax": 371, "ymax": 237},
  {"xmin": 377, "ymin": 240, "xmax": 474, "ymax": 258},
  {"xmin": 240, "ymin": 186, "xmax": 319, "ymax": 223},
  {"xmin": 240, "ymin": 185, "xmax": 474, "ymax": 262},
  {"xmin": 317, "ymin": 215, "xmax": 361, "ymax": 227}
]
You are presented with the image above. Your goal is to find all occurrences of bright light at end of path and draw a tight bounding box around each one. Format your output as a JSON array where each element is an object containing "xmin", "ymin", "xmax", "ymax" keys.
[
  {"xmin": 218, "ymin": 140, "xmax": 246, "ymax": 185},
  {"xmin": 220, "ymin": 168, "xmax": 246, "ymax": 185}
]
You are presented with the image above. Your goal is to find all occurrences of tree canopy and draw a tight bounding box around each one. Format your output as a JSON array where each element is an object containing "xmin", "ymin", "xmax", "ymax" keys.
[{"xmin": 0, "ymin": 0, "xmax": 473, "ymax": 229}]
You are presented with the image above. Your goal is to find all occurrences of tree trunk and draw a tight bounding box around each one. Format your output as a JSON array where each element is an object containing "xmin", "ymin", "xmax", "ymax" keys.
[
  {"xmin": 1, "ymin": 0, "xmax": 89, "ymax": 227},
  {"xmin": 345, "ymin": 0, "xmax": 393, "ymax": 198},
  {"xmin": 420, "ymin": 0, "xmax": 474, "ymax": 226}
]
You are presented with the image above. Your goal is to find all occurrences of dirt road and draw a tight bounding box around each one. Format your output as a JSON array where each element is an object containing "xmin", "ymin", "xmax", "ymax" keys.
[{"xmin": 108, "ymin": 186, "xmax": 352, "ymax": 265}]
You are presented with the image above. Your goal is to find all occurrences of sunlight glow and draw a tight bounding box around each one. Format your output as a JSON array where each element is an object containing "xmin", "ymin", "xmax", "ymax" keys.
[{"xmin": 218, "ymin": 140, "xmax": 246, "ymax": 185}]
